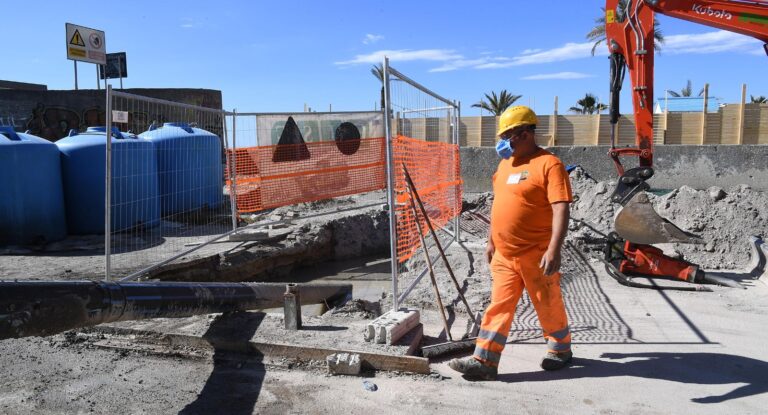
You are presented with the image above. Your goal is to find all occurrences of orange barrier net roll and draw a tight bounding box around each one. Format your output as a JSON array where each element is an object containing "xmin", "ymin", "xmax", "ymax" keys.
[
  {"xmin": 393, "ymin": 135, "xmax": 462, "ymax": 263},
  {"xmin": 226, "ymin": 137, "xmax": 387, "ymax": 213}
]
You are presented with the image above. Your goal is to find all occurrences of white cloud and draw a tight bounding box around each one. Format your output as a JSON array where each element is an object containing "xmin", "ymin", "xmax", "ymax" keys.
[
  {"xmin": 429, "ymin": 57, "xmax": 510, "ymax": 73},
  {"xmin": 335, "ymin": 49, "xmax": 462, "ymax": 65},
  {"xmin": 521, "ymin": 72, "xmax": 594, "ymax": 80},
  {"xmin": 478, "ymin": 42, "xmax": 604, "ymax": 69},
  {"xmin": 363, "ymin": 34, "xmax": 384, "ymax": 45},
  {"xmin": 180, "ymin": 18, "xmax": 196, "ymax": 29},
  {"xmin": 663, "ymin": 31, "xmax": 765, "ymax": 55},
  {"xmin": 338, "ymin": 30, "xmax": 764, "ymax": 72}
]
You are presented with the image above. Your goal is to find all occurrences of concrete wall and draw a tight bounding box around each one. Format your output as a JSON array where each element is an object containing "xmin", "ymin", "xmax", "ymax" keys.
[
  {"xmin": 0, "ymin": 88, "xmax": 222, "ymax": 141},
  {"xmin": 0, "ymin": 80, "xmax": 47, "ymax": 91},
  {"xmin": 461, "ymin": 145, "xmax": 768, "ymax": 193}
]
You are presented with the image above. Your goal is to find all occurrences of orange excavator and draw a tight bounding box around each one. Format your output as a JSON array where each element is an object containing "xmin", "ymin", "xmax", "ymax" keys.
[{"xmin": 602, "ymin": 0, "xmax": 768, "ymax": 287}]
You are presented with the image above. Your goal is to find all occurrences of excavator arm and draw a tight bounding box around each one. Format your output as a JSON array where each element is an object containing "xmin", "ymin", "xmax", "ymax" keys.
[
  {"xmin": 605, "ymin": 0, "xmax": 768, "ymax": 175},
  {"xmin": 602, "ymin": 0, "xmax": 768, "ymax": 284}
]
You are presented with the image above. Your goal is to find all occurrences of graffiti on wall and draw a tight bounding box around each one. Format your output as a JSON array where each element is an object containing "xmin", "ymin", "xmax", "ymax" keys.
[{"xmin": 8, "ymin": 103, "xmax": 223, "ymax": 141}]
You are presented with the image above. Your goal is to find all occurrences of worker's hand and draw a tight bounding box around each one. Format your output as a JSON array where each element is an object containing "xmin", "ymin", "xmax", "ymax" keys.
[
  {"xmin": 539, "ymin": 248, "xmax": 561, "ymax": 276},
  {"xmin": 485, "ymin": 240, "xmax": 495, "ymax": 264}
]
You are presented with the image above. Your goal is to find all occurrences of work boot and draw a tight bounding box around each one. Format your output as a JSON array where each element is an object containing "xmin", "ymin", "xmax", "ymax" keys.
[
  {"xmin": 540, "ymin": 350, "xmax": 573, "ymax": 371},
  {"xmin": 448, "ymin": 357, "xmax": 497, "ymax": 380}
]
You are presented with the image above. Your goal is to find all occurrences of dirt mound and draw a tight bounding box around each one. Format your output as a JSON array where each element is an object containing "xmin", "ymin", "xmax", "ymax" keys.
[{"xmin": 568, "ymin": 167, "xmax": 767, "ymax": 270}]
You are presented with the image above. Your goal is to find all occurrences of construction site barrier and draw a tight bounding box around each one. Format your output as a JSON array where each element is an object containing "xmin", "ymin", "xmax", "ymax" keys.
[
  {"xmin": 226, "ymin": 137, "xmax": 387, "ymax": 213},
  {"xmin": 393, "ymin": 135, "xmax": 462, "ymax": 263}
]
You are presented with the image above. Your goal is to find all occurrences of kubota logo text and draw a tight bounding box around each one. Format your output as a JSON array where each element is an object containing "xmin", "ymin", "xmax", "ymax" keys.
[{"xmin": 692, "ymin": 4, "xmax": 733, "ymax": 20}]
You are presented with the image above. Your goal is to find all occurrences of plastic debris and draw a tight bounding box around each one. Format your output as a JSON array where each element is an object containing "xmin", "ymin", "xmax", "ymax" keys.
[{"xmin": 362, "ymin": 380, "xmax": 378, "ymax": 392}]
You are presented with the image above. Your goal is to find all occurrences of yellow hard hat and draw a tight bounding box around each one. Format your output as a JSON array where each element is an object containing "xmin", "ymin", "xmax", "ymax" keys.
[{"xmin": 497, "ymin": 106, "xmax": 538, "ymax": 137}]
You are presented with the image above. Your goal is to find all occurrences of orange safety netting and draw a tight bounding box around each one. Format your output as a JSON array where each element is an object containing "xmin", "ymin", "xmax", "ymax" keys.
[
  {"xmin": 226, "ymin": 137, "xmax": 387, "ymax": 213},
  {"xmin": 393, "ymin": 135, "xmax": 462, "ymax": 263}
]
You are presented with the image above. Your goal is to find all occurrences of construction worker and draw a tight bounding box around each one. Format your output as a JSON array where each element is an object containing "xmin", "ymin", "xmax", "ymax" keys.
[{"xmin": 449, "ymin": 106, "xmax": 573, "ymax": 380}]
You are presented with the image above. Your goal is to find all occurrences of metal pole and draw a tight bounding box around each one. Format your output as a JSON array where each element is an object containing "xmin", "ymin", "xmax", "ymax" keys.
[
  {"xmin": 74, "ymin": 61, "xmax": 78, "ymax": 90},
  {"xmin": 230, "ymin": 109, "xmax": 239, "ymax": 232},
  {"xmin": 453, "ymin": 100, "xmax": 461, "ymax": 243},
  {"xmin": 383, "ymin": 57, "xmax": 399, "ymax": 311},
  {"xmin": 105, "ymin": 85, "xmax": 113, "ymax": 281},
  {"xmin": 96, "ymin": 65, "xmax": 101, "ymax": 90},
  {"xmin": 118, "ymin": 55, "xmax": 124, "ymax": 89}
]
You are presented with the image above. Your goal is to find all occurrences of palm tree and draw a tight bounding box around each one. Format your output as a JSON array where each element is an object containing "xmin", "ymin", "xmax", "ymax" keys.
[
  {"xmin": 569, "ymin": 93, "xmax": 608, "ymax": 115},
  {"xmin": 471, "ymin": 90, "xmax": 522, "ymax": 116},
  {"xmin": 587, "ymin": 0, "xmax": 665, "ymax": 56},
  {"xmin": 370, "ymin": 64, "xmax": 384, "ymax": 82},
  {"xmin": 751, "ymin": 95, "xmax": 768, "ymax": 104},
  {"xmin": 668, "ymin": 80, "xmax": 705, "ymax": 97},
  {"xmin": 371, "ymin": 64, "xmax": 385, "ymax": 110}
]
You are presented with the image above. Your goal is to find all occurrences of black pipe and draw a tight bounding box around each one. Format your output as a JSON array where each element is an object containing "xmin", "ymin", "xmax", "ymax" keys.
[
  {"xmin": 609, "ymin": 53, "xmax": 625, "ymax": 127},
  {"xmin": 0, "ymin": 281, "xmax": 352, "ymax": 340}
]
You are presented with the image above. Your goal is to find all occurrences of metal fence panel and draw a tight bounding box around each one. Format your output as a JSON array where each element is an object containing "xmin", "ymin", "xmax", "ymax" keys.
[{"xmin": 106, "ymin": 88, "xmax": 233, "ymax": 281}]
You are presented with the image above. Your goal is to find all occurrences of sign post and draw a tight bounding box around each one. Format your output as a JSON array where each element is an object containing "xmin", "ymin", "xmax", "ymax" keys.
[{"xmin": 65, "ymin": 23, "xmax": 106, "ymax": 90}]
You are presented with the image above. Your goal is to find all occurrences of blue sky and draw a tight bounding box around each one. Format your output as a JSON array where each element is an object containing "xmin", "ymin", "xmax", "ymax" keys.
[{"xmin": 5, "ymin": 1, "xmax": 767, "ymax": 115}]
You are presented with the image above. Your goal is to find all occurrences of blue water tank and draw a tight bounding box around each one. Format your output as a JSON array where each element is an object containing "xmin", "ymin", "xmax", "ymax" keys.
[
  {"xmin": 56, "ymin": 127, "xmax": 160, "ymax": 235},
  {"xmin": 140, "ymin": 123, "xmax": 223, "ymax": 215},
  {"xmin": 0, "ymin": 127, "xmax": 67, "ymax": 245}
]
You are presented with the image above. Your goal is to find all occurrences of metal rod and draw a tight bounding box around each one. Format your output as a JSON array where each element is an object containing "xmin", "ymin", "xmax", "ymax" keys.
[
  {"xmin": 406, "ymin": 176, "xmax": 452, "ymax": 341},
  {"xmin": 74, "ymin": 61, "xmax": 78, "ymax": 90},
  {"xmin": 398, "ymin": 106, "xmax": 456, "ymax": 115},
  {"xmin": 383, "ymin": 57, "xmax": 400, "ymax": 312},
  {"xmin": 234, "ymin": 110, "xmax": 378, "ymax": 117},
  {"xmin": 105, "ymin": 84, "xmax": 113, "ymax": 281},
  {"xmin": 387, "ymin": 66, "xmax": 455, "ymax": 107},
  {"xmin": 110, "ymin": 90, "xmax": 224, "ymax": 114},
  {"xmin": 96, "ymin": 64, "xmax": 100, "ymax": 90},
  {"xmin": 397, "ymin": 238, "xmax": 454, "ymax": 304},
  {"xmin": 0, "ymin": 281, "xmax": 352, "ymax": 340},
  {"xmin": 402, "ymin": 164, "xmax": 474, "ymax": 317},
  {"xmin": 118, "ymin": 200, "xmax": 386, "ymax": 282},
  {"xmin": 230, "ymin": 109, "xmax": 239, "ymax": 232}
]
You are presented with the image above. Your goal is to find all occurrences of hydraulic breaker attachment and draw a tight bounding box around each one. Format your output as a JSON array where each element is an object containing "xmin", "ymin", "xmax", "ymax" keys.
[{"xmin": 619, "ymin": 241, "xmax": 703, "ymax": 283}]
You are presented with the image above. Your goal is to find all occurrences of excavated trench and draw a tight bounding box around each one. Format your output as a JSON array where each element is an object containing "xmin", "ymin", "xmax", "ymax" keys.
[{"xmin": 148, "ymin": 207, "xmax": 393, "ymax": 287}]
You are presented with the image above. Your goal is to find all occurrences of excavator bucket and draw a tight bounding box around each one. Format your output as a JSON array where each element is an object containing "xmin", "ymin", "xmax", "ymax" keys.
[{"xmin": 614, "ymin": 191, "xmax": 702, "ymax": 245}]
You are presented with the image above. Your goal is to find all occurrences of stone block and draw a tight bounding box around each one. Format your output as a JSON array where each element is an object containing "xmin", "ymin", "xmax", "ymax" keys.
[
  {"xmin": 364, "ymin": 309, "xmax": 420, "ymax": 345},
  {"xmin": 327, "ymin": 353, "xmax": 362, "ymax": 376}
]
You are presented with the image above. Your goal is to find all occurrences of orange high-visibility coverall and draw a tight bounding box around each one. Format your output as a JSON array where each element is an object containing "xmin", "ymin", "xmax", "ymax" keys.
[{"xmin": 474, "ymin": 148, "xmax": 573, "ymax": 367}]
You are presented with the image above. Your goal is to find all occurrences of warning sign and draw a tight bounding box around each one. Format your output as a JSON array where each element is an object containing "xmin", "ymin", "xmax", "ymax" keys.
[
  {"xmin": 69, "ymin": 30, "xmax": 85, "ymax": 47},
  {"xmin": 65, "ymin": 23, "xmax": 106, "ymax": 65}
]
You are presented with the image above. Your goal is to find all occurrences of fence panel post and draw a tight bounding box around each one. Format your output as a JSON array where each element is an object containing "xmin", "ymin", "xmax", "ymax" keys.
[
  {"xmin": 382, "ymin": 57, "xmax": 399, "ymax": 311},
  {"xmin": 738, "ymin": 83, "xmax": 747, "ymax": 145},
  {"xmin": 105, "ymin": 84, "xmax": 112, "ymax": 281},
  {"xmin": 701, "ymin": 84, "xmax": 709, "ymax": 145},
  {"xmin": 551, "ymin": 96, "xmax": 558, "ymax": 146}
]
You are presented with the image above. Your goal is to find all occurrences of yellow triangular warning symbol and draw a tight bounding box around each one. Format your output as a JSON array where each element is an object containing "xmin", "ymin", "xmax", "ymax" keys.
[{"xmin": 69, "ymin": 30, "xmax": 85, "ymax": 47}]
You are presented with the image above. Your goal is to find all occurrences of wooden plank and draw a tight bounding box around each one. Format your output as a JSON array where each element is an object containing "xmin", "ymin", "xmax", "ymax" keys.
[{"xmin": 94, "ymin": 326, "xmax": 431, "ymax": 374}]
